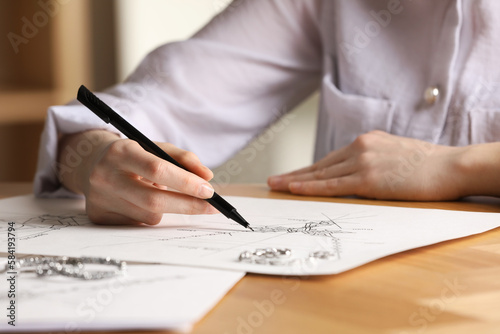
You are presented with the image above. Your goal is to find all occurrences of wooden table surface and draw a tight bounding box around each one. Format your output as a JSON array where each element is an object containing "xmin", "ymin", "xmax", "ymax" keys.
[{"xmin": 2, "ymin": 183, "xmax": 500, "ymax": 334}]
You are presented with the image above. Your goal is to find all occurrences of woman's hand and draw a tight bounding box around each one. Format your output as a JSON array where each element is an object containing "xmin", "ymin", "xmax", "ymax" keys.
[
  {"xmin": 58, "ymin": 130, "xmax": 218, "ymax": 225},
  {"xmin": 268, "ymin": 131, "xmax": 470, "ymax": 201}
]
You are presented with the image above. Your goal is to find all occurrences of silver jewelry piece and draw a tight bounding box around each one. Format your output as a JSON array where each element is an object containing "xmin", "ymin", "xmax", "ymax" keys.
[
  {"xmin": 6, "ymin": 256, "xmax": 126, "ymax": 280},
  {"xmin": 238, "ymin": 248, "xmax": 292, "ymax": 266},
  {"xmin": 309, "ymin": 251, "xmax": 336, "ymax": 260}
]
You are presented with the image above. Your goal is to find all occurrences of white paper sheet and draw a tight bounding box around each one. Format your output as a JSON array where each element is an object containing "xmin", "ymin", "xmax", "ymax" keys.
[
  {"xmin": 1, "ymin": 195, "xmax": 499, "ymax": 275},
  {"xmin": 0, "ymin": 257, "xmax": 244, "ymax": 332}
]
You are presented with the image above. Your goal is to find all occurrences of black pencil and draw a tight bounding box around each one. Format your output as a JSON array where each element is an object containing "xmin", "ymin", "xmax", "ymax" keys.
[{"xmin": 76, "ymin": 85, "xmax": 253, "ymax": 231}]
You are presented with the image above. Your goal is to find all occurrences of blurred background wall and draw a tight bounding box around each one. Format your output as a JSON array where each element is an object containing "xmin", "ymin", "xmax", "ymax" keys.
[
  {"xmin": 0, "ymin": 0, "xmax": 116, "ymax": 182},
  {"xmin": 0, "ymin": 0, "xmax": 317, "ymax": 184}
]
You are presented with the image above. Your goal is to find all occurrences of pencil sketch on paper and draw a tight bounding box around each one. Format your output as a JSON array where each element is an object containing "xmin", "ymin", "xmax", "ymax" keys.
[
  {"xmin": 0, "ymin": 257, "xmax": 244, "ymax": 332},
  {"xmin": 245, "ymin": 213, "xmax": 361, "ymax": 264},
  {"xmin": 1, "ymin": 195, "xmax": 500, "ymax": 275},
  {"xmin": 0, "ymin": 214, "xmax": 92, "ymax": 241},
  {"xmin": 0, "ymin": 203, "xmax": 372, "ymax": 275}
]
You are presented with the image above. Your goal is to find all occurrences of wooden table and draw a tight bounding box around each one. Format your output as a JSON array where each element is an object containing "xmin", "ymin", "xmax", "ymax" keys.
[{"xmin": 2, "ymin": 183, "xmax": 500, "ymax": 334}]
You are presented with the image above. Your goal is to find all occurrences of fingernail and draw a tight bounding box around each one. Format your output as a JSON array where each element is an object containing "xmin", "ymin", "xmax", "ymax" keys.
[
  {"xmin": 199, "ymin": 183, "xmax": 214, "ymax": 198},
  {"xmin": 290, "ymin": 182, "xmax": 301, "ymax": 191}
]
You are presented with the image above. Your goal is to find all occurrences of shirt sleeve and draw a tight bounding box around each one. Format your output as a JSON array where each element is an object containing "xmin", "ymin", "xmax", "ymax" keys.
[{"xmin": 34, "ymin": 0, "xmax": 323, "ymax": 197}]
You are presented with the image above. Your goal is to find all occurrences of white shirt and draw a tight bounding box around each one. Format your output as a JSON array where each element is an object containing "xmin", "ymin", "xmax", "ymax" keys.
[{"xmin": 34, "ymin": 0, "xmax": 500, "ymax": 197}]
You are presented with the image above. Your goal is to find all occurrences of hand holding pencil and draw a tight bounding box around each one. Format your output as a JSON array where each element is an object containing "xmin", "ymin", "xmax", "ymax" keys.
[
  {"xmin": 57, "ymin": 86, "xmax": 252, "ymax": 230},
  {"xmin": 58, "ymin": 129, "xmax": 219, "ymax": 225}
]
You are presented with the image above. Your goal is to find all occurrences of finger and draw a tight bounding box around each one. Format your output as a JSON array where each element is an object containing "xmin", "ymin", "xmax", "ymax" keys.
[
  {"xmin": 88, "ymin": 211, "xmax": 145, "ymax": 226},
  {"xmin": 87, "ymin": 187, "xmax": 218, "ymax": 226},
  {"xmin": 268, "ymin": 146, "xmax": 351, "ymax": 188},
  {"xmin": 86, "ymin": 195, "xmax": 164, "ymax": 225},
  {"xmin": 87, "ymin": 206, "xmax": 159, "ymax": 226},
  {"xmin": 116, "ymin": 142, "xmax": 215, "ymax": 199},
  {"xmin": 156, "ymin": 142, "xmax": 214, "ymax": 181},
  {"xmin": 287, "ymin": 176, "xmax": 362, "ymax": 197},
  {"xmin": 269, "ymin": 160, "xmax": 354, "ymax": 191},
  {"xmin": 309, "ymin": 146, "xmax": 353, "ymax": 171},
  {"xmin": 111, "ymin": 176, "xmax": 219, "ymax": 215},
  {"xmin": 139, "ymin": 177, "xmax": 168, "ymax": 190}
]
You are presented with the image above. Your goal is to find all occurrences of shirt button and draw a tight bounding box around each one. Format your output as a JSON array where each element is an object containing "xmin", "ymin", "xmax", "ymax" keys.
[{"xmin": 424, "ymin": 86, "xmax": 440, "ymax": 105}]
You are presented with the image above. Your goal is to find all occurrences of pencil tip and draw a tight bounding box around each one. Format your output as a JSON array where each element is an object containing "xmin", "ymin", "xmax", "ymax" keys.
[{"xmin": 230, "ymin": 209, "xmax": 253, "ymax": 231}]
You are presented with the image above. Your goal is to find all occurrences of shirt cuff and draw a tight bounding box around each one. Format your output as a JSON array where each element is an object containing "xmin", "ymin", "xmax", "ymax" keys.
[{"xmin": 33, "ymin": 104, "xmax": 122, "ymax": 198}]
